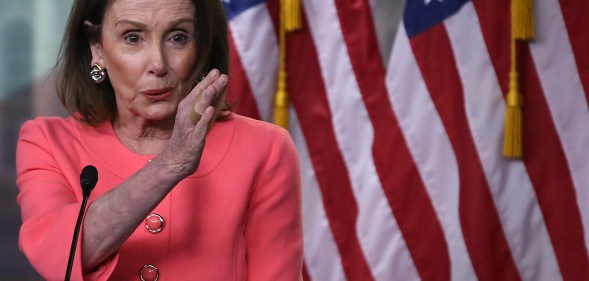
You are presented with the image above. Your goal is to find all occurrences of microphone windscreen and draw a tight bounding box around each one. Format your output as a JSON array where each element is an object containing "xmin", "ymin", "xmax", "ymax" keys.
[{"xmin": 80, "ymin": 165, "xmax": 98, "ymax": 196}]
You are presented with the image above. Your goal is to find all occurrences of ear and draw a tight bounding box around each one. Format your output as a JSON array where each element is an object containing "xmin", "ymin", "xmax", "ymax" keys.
[{"xmin": 84, "ymin": 20, "xmax": 106, "ymax": 68}]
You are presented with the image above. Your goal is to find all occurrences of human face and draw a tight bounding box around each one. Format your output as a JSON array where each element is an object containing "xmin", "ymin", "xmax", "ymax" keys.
[{"xmin": 90, "ymin": 0, "xmax": 197, "ymax": 123}]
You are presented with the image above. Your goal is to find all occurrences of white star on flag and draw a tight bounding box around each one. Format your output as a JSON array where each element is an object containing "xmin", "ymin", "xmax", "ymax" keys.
[{"xmin": 425, "ymin": 0, "xmax": 444, "ymax": 5}]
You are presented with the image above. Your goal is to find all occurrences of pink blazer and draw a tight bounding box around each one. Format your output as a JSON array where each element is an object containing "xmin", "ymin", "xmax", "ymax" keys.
[{"xmin": 16, "ymin": 114, "xmax": 303, "ymax": 280}]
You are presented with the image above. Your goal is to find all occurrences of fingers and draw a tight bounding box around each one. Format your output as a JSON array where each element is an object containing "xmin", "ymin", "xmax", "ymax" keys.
[
  {"xmin": 188, "ymin": 70, "xmax": 228, "ymax": 125},
  {"xmin": 182, "ymin": 70, "xmax": 217, "ymax": 116},
  {"xmin": 194, "ymin": 106, "xmax": 215, "ymax": 139}
]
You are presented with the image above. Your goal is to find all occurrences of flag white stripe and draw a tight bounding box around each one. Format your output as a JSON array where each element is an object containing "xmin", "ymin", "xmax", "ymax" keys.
[
  {"xmin": 530, "ymin": 0, "xmax": 589, "ymax": 252},
  {"xmin": 387, "ymin": 23, "xmax": 476, "ymax": 281},
  {"xmin": 289, "ymin": 108, "xmax": 348, "ymax": 281},
  {"xmin": 228, "ymin": 4, "xmax": 278, "ymax": 122},
  {"xmin": 302, "ymin": 0, "xmax": 419, "ymax": 279},
  {"xmin": 444, "ymin": 3, "xmax": 562, "ymax": 280}
]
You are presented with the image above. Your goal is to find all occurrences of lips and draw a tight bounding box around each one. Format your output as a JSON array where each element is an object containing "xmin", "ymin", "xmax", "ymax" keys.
[{"xmin": 142, "ymin": 87, "xmax": 175, "ymax": 101}]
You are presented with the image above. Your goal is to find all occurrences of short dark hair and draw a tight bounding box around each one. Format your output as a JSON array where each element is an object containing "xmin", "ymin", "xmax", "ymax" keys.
[{"xmin": 55, "ymin": 0, "xmax": 229, "ymax": 126}]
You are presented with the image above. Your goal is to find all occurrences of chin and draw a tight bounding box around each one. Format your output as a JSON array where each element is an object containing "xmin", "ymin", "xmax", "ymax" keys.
[{"xmin": 143, "ymin": 104, "xmax": 178, "ymax": 121}]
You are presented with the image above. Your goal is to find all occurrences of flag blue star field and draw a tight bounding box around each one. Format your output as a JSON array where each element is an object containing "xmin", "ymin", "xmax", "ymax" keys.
[{"xmin": 223, "ymin": 0, "xmax": 589, "ymax": 280}]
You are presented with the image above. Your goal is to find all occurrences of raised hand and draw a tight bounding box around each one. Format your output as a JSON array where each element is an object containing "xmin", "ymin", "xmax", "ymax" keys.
[{"xmin": 158, "ymin": 69, "xmax": 229, "ymax": 179}]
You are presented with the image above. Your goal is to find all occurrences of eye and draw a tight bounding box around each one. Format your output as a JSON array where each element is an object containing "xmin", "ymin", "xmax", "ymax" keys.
[
  {"xmin": 169, "ymin": 33, "xmax": 189, "ymax": 45},
  {"xmin": 123, "ymin": 33, "xmax": 142, "ymax": 44}
]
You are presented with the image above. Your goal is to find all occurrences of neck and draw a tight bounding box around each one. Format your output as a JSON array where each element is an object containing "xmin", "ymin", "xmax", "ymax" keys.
[{"xmin": 112, "ymin": 115, "xmax": 175, "ymax": 155}]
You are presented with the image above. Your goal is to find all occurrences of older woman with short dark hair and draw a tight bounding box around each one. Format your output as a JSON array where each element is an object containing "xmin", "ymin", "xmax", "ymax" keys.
[{"xmin": 15, "ymin": 0, "xmax": 303, "ymax": 280}]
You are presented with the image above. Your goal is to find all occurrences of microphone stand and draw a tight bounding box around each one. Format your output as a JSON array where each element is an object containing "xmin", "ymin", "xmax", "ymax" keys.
[
  {"xmin": 65, "ymin": 165, "xmax": 98, "ymax": 281},
  {"xmin": 64, "ymin": 194, "xmax": 90, "ymax": 281}
]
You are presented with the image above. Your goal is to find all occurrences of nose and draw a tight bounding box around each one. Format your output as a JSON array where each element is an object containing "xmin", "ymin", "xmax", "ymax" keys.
[{"xmin": 147, "ymin": 43, "xmax": 169, "ymax": 77}]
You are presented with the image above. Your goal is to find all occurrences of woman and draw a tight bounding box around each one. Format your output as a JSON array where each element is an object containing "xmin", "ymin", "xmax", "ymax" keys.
[{"xmin": 15, "ymin": 0, "xmax": 303, "ymax": 280}]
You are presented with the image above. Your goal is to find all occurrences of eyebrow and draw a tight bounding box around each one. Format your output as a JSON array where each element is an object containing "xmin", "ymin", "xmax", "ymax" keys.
[{"xmin": 115, "ymin": 18, "xmax": 195, "ymax": 29}]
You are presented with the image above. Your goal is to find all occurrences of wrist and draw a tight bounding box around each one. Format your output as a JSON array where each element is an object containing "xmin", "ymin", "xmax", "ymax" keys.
[{"xmin": 146, "ymin": 153, "xmax": 194, "ymax": 184}]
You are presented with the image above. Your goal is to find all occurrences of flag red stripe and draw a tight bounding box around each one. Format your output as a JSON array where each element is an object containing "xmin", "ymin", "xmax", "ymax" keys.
[
  {"xmin": 285, "ymin": 10, "xmax": 375, "ymax": 281},
  {"xmin": 472, "ymin": 0, "xmax": 589, "ymax": 279},
  {"xmin": 334, "ymin": 0, "xmax": 450, "ymax": 280},
  {"xmin": 558, "ymin": 0, "xmax": 589, "ymax": 105},
  {"xmin": 226, "ymin": 31, "xmax": 262, "ymax": 120},
  {"xmin": 302, "ymin": 262, "xmax": 312, "ymax": 281},
  {"xmin": 265, "ymin": 0, "xmax": 280, "ymax": 37},
  {"xmin": 410, "ymin": 24, "xmax": 522, "ymax": 281},
  {"xmin": 518, "ymin": 44, "xmax": 589, "ymax": 280}
]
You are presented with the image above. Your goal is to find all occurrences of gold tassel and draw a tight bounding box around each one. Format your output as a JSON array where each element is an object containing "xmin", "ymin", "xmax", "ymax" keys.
[
  {"xmin": 274, "ymin": 0, "xmax": 302, "ymax": 129},
  {"xmin": 503, "ymin": 0, "xmax": 534, "ymax": 158},
  {"xmin": 511, "ymin": 0, "xmax": 535, "ymax": 40},
  {"xmin": 283, "ymin": 0, "xmax": 301, "ymax": 31},
  {"xmin": 503, "ymin": 69, "xmax": 523, "ymax": 158},
  {"xmin": 274, "ymin": 71, "xmax": 289, "ymax": 129}
]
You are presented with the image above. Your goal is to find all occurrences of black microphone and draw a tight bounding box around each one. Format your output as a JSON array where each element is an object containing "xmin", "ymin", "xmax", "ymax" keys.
[
  {"xmin": 65, "ymin": 165, "xmax": 98, "ymax": 281},
  {"xmin": 80, "ymin": 165, "xmax": 98, "ymax": 197}
]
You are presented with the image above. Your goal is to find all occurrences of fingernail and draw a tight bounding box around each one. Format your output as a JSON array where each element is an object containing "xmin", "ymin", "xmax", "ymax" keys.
[{"xmin": 219, "ymin": 75, "xmax": 228, "ymax": 86}]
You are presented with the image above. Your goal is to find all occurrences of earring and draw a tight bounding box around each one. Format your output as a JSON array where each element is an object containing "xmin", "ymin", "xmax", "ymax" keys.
[{"xmin": 90, "ymin": 64, "xmax": 106, "ymax": 84}]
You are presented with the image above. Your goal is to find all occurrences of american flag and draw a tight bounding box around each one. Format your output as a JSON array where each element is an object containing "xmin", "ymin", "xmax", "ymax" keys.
[{"xmin": 223, "ymin": 0, "xmax": 589, "ymax": 280}]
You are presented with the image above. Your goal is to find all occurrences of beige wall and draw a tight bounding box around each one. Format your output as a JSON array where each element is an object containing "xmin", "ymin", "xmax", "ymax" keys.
[{"xmin": 0, "ymin": 0, "xmax": 71, "ymax": 279}]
